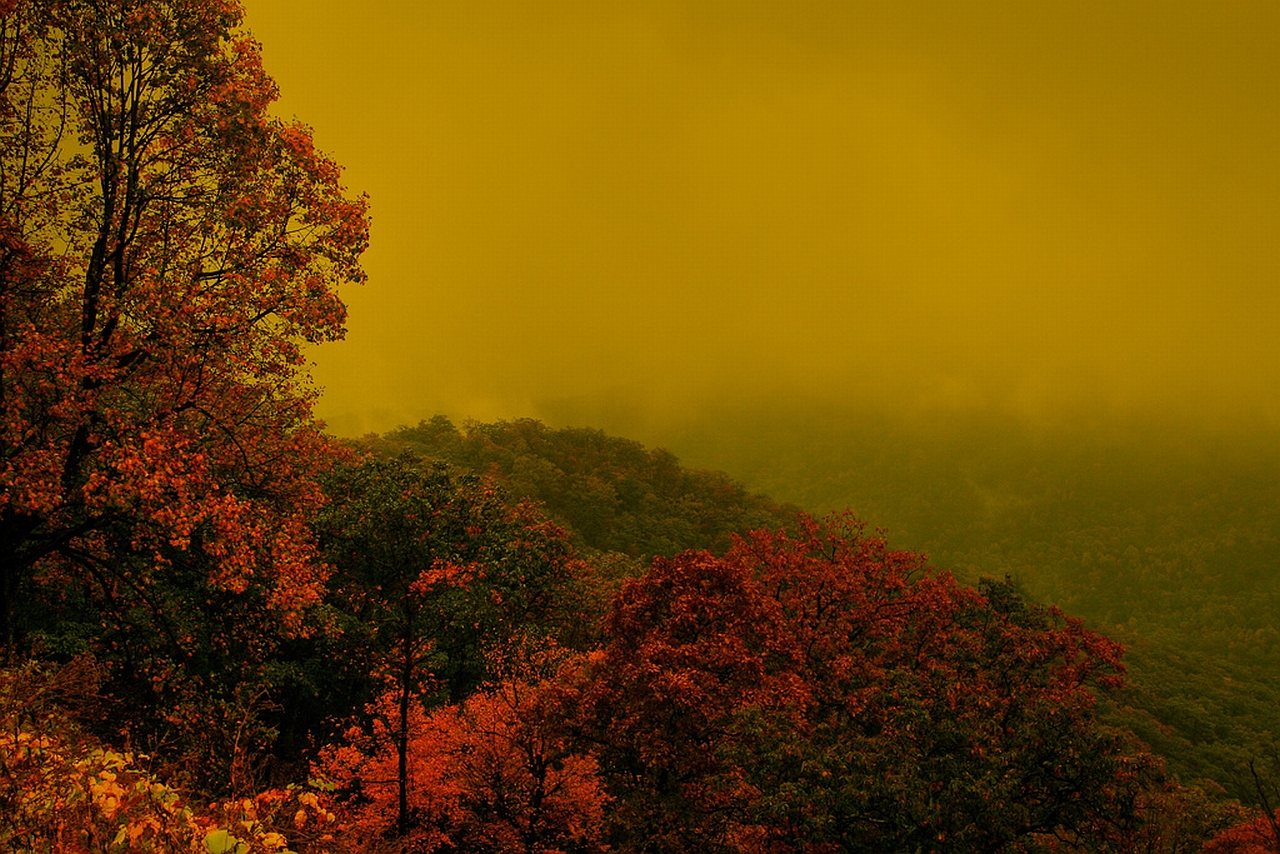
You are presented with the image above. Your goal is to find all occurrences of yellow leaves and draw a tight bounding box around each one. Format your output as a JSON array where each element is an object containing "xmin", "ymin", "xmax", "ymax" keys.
[
  {"xmin": 88, "ymin": 769, "xmax": 126, "ymax": 819},
  {"xmin": 204, "ymin": 828, "xmax": 249, "ymax": 854},
  {"xmin": 0, "ymin": 679, "xmax": 337, "ymax": 854},
  {"xmin": 1, "ymin": 720, "xmax": 204, "ymax": 852},
  {"xmin": 259, "ymin": 831, "xmax": 288, "ymax": 849}
]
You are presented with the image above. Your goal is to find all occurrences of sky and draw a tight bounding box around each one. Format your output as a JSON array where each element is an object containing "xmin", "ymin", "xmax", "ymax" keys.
[{"xmin": 242, "ymin": 1, "xmax": 1279, "ymax": 446}]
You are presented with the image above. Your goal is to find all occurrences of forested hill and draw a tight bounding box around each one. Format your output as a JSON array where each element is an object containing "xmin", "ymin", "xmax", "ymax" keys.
[
  {"xmin": 357, "ymin": 415, "xmax": 800, "ymax": 559},
  {"xmin": 637, "ymin": 406, "xmax": 1280, "ymax": 801},
  {"xmin": 366, "ymin": 412, "xmax": 1280, "ymax": 802},
  {"xmin": 8, "ymin": 0, "xmax": 1279, "ymax": 846}
]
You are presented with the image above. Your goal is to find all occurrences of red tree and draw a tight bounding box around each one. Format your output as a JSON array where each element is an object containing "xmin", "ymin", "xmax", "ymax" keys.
[
  {"xmin": 1203, "ymin": 811, "xmax": 1280, "ymax": 854},
  {"xmin": 1204, "ymin": 761, "xmax": 1280, "ymax": 854},
  {"xmin": 0, "ymin": 0, "xmax": 367, "ymax": 651},
  {"xmin": 582, "ymin": 514, "xmax": 1155, "ymax": 852},
  {"xmin": 579, "ymin": 546, "xmax": 797, "ymax": 851}
]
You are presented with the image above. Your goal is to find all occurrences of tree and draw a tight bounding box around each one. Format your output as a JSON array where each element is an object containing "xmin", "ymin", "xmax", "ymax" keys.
[
  {"xmin": 319, "ymin": 655, "xmax": 609, "ymax": 854},
  {"xmin": 1203, "ymin": 760, "xmax": 1280, "ymax": 853},
  {"xmin": 376, "ymin": 417, "xmax": 799, "ymax": 559},
  {"xmin": 0, "ymin": 0, "xmax": 368, "ymax": 655},
  {"xmin": 579, "ymin": 547, "xmax": 794, "ymax": 852},
  {"xmin": 581, "ymin": 514, "xmax": 1156, "ymax": 852},
  {"xmin": 1204, "ymin": 811, "xmax": 1280, "ymax": 854},
  {"xmin": 310, "ymin": 452, "xmax": 596, "ymax": 835}
]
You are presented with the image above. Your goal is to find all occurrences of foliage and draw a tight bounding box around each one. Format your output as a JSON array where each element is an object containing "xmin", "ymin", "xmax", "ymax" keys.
[
  {"xmin": 293, "ymin": 452, "xmax": 601, "ymax": 833},
  {"xmin": 2, "ymin": 1, "xmax": 1271, "ymax": 849},
  {"xmin": 0, "ymin": 0, "xmax": 371, "ymax": 797},
  {"xmin": 312, "ymin": 452, "xmax": 597, "ymax": 707},
  {"xmin": 372, "ymin": 416, "xmax": 798, "ymax": 559},
  {"xmin": 0, "ymin": 0, "xmax": 368, "ymax": 652},
  {"xmin": 0, "ymin": 657, "xmax": 344, "ymax": 853},
  {"xmin": 582, "ymin": 514, "xmax": 1157, "ymax": 852},
  {"xmin": 1203, "ymin": 810, "xmax": 1280, "ymax": 854},
  {"xmin": 318, "ymin": 652, "xmax": 608, "ymax": 854},
  {"xmin": 674, "ymin": 408, "xmax": 1280, "ymax": 799},
  {"xmin": 1201, "ymin": 759, "xmax": 1280, "ymax": 853}
]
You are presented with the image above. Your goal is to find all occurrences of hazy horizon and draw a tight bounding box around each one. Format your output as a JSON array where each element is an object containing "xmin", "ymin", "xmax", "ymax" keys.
[{"xmin": 244, "ymin": 1, "xmax": 1279, "ymax": 451}]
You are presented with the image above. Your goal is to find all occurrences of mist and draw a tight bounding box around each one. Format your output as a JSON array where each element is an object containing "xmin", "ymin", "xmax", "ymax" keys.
[{"xmin": 242, "ymin": 0, "xmax": 1279, "ymax": 470}]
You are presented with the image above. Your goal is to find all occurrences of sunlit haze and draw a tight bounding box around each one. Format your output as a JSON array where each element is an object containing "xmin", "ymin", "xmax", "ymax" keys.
[{"xmin": 243, "ymin": 1, "xmax": 1279, "ymax": 451}]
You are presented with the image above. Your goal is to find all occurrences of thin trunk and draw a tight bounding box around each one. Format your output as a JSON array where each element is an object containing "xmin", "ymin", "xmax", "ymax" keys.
[
  {"xmin": 1249, "ymin": 759, "xmax": 1280, "ymax": 852},
  {"xmin": 398, "ymin": 618, "xmax": 412, "ymax": 837},
  {"xmin": 1, "ymin": 549, "xmax": 15, "ymax": 665},
  {"xmin": 0, "ymin": 516, "xmax": 39, "ymax": 664}
]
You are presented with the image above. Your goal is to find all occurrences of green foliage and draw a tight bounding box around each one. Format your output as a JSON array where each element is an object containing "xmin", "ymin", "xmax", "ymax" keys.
[
  {"xmin": 369, "ymin": 416, "xmax": 799, "ymax": 559},
  {"xmin": 310, "ymin": 452, "xmax": 597, "ymax": 712}
]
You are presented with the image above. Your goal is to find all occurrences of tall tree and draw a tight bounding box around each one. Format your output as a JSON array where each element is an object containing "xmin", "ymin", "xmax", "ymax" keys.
[
  {"xmin": 319, "ymin": 654, "xmax": 610, "ymax": 854},
  {"xmin": 0, "ymin": 0, "xmax": 368, "ymax": 653},
  {"xmin": 312, "ymin": 452, "xmax": 595, "ymax": 833}
]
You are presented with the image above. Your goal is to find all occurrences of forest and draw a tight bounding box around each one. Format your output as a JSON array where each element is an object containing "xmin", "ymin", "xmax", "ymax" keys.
[{"xmin": 2, "ymin": 1, "xmax": 1279, "ymax": 852}]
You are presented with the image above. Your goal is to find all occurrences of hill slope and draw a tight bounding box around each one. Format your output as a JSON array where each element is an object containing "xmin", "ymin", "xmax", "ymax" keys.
[
  {"xmin": 366, "ymin": 415, "xmax": 800, "ymax": 560},
  {"xmin": 647, "ymin": 405, "xmax": 1280, "ymax": 800},
  {"xmin": 368, "ymin": 411, "xmax": 1280, "ymax": 802}
]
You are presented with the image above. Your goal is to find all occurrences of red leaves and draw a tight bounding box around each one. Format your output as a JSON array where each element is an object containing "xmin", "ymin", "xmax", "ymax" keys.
[
  {"xmin": 1203, "ymin": 809, "xmax": 1280, "ymax": 854},
  {"xmin": 579, "ymin": 513, "xmax": 1148, "ymax": 850}
]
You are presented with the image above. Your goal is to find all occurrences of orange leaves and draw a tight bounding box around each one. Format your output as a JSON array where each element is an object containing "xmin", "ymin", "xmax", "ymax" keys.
[
  {"xmin": 0, "ymin": 0, "xmax": 367, "ymax": 646},
  {"xmin": 408, "ymin": 559, "xmax": 475, "ymax": 596},
  {"xmin": 1203, "ymin": 809, "xmax": 1280, "ymax": 854},
  {"xmin": 0, "ymin": 1, "xmax": 372, "ymax": 805},
  {"xmin": 317, "ymin": 671, "xmax": 609, "ymax": 854}
]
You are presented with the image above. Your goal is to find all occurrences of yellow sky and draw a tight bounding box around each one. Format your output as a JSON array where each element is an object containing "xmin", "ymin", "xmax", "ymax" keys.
[{"xmin": 243, "ymin": 1, "xmax": 1279, "ymax": 439}]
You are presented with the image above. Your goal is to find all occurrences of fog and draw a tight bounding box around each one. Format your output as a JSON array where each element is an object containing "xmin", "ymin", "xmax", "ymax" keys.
[{"xmin": 245, "ymin": 1, "xmax": 1279, "ymax": 464}]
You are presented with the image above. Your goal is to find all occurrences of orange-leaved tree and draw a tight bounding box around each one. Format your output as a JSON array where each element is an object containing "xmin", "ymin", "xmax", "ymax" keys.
[
  {"xmin": 308, "ymin": 453, "xmax": 599, "ymax": 838},
  {"xmin": 0, "ymin": 0, "xmax": 367, "ymax": 653},
  {"xmin": 1204, "ymin": 760, "xmax": 1280, "ymax": 854},
  {"xmin": 318, "ymin": 651, "xmax": 609, "ymax": 854},
  {"xmin": 1204, "ymin": 812, "xmax": 1280, "ymax": 854}
]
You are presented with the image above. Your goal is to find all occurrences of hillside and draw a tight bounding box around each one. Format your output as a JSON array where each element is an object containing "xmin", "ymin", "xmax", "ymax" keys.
[
  {"xmin": 365, "ymin": 411, "xmax": 1280, "ymax": 802},
  {"xmin": 641, "ymin": 405, "xmax": 1280, "ymax": 801},
  {"xmin": 10, "ymin": 409, "xmax": 1275, "ymax": 850},
  {"xmin": 362, "ymin": 415, "xmax": 801, "ymax": 560}
]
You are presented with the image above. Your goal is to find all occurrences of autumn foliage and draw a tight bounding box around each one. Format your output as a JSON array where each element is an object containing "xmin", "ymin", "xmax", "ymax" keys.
[
  {"xmin": 0, "ymin": 0, "xmax": 369, "ymax": 796},
  {"xmin": 573, "ymin": 514, "xmax": 1153, "ymax": 851},
  {"xmin": 305, "ymin": 514, "xmax": 1165, "ymax": 852},
  {"xmin": 0, "ymin": 0, "xmax": 367, "ymax": 647},
  {"xmin": 0, "ymin": 656, "xmax": 345, "ymax": 853},
  {"xmin": 0, "ymin": 0, "xmax": 1264, "ymax": 852},
  {"xmin": 1203, "ymin": 811, "xmax": 1280, "ymax": 854},
  {"xmin": 319, "ymin": 657, "xmax": 608, "ymax": 854}
]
